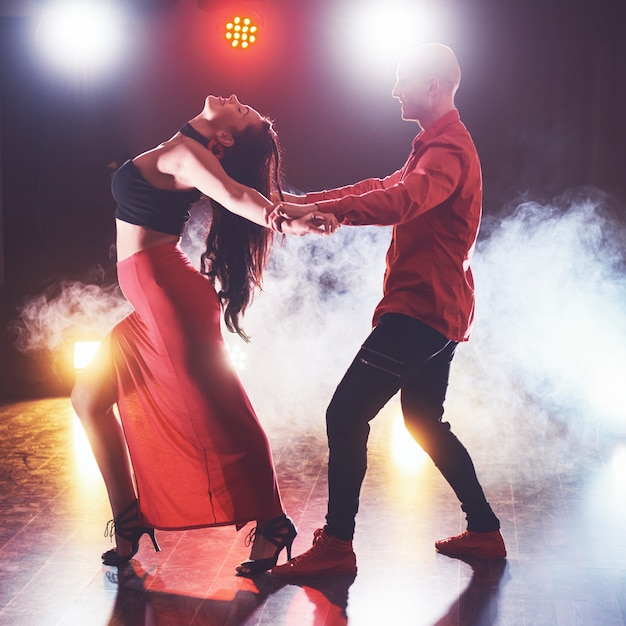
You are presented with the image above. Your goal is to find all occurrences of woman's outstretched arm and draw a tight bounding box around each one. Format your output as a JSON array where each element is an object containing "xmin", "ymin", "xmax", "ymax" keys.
[{"xmin": 157, "ymin": 140, "xmax": 337, "ymax": 235}]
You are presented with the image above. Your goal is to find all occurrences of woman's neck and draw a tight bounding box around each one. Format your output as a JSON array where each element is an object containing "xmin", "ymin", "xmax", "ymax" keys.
[{"xmin": 187, "ymin": 114, "xmax": 216, "ymax": 138}]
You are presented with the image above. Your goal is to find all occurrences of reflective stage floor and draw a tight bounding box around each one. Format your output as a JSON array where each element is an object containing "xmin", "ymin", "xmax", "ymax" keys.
[{"xmin": 0, "ymin": 396, "xmax": 624, "ymax": 625}]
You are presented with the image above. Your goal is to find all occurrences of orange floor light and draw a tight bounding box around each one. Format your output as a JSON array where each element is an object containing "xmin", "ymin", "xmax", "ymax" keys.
[{"xmin": 73, "ymin": 340, "xmax": 100, "ymax": 370}]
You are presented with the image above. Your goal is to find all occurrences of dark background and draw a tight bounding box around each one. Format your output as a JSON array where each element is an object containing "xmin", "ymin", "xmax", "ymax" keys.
[{"xmin": 1, "ymin": 0, "xmax": 625, "ymax": 399}]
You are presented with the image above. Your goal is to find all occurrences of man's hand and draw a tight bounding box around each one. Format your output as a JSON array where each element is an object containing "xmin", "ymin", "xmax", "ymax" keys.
[
  {"xmin": 280, "ymin": 210, "xmax": 339, "ymax": 236},
  {"xmin": 266, "ymin": 202, "xmax": 318, "ymax": 231}
]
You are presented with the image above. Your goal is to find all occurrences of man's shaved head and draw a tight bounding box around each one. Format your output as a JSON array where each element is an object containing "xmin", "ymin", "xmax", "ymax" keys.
[{"xmin": 399, "ymin": 43, "xmax": 461, "ymax": 96}]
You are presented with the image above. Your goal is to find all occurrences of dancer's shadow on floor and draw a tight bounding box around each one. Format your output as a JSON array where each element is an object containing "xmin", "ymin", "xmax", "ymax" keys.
[
  {"xmin": 271, "ymin": 573, "xmax": 357, "ymax": 625},
  {"xmin": 106, "ymin": 564, "xmax": 356, "ymax": 625},
  {"xmin": 432, "ymin": 556, "xmax": 510, "ymax": 626},
  {"xmin": 106, "ymin": 564, "xmax": 276, "ymax": 626},
  {"xmin": 107, "ymin": 559, "xmax": 506, "ymax": 625}
]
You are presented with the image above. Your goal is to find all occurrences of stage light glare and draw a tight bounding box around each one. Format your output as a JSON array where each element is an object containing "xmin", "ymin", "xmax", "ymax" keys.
[
  {"xmin": 226, "ymin": 341, "xmax": 247, "ymax": 372},
  {"xmin": 72, "ymin": 414, "xmax": 100, "ymax": 481},
  {"xmin": 74, "ymin": 341, "xmax": 101, "ymax": 370},
  {"xmin": 391, "ymin": 413, "xmax": 427, "ymax": 474},
  {"xmin": 345, "ymin": 1, "xmax": 443, "ymax": 73},
  {"xmin": 36, "ymin": 0, "xmax": 125, "ymax": 75}
]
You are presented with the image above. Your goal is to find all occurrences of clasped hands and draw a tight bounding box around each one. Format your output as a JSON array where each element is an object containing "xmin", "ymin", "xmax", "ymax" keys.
[{"xmin": 265, "ymin": 201, "xmax": 339, "ymax": 236}]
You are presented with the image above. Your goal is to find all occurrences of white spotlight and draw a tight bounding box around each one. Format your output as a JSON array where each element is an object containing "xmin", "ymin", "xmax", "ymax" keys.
[
  {"xmin": 36, "ymin": 0, "xmax": 125, "ymax": 76},
  {"xmin": 346, "ymin": 2, "xmax": 444, "ymax": 73}
]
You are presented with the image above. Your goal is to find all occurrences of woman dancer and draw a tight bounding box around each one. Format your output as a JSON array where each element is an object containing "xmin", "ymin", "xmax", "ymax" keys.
[{"xmin": 71, "ymin": 94, "xmax": 336, "ymax": 577}]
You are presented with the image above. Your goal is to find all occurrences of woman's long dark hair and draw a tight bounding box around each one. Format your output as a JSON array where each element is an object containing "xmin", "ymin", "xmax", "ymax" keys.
[{"xmin": 201, "ymin": 118, "xmax": 283, "ymax": 342}]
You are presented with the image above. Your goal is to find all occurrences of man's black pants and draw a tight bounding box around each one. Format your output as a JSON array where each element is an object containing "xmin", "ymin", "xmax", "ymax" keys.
[{"xmin": 325, "ymin": 313, "xmax": 500, "ymax": 541}]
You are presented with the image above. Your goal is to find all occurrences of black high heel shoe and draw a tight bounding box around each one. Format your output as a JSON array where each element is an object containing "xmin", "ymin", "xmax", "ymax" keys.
[
  {"xmin": 235, "ymin": 513, "xmax": 297, "ymax": 577},
  {"xmin": 101, "ymin": 500, "xmax": 161, "ymax": 566}
]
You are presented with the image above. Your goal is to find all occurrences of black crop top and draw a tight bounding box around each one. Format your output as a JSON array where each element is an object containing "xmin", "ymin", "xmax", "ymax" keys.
[{"xmin": 112, "ymin": 123, "xmax": 211, "ymax": 236}]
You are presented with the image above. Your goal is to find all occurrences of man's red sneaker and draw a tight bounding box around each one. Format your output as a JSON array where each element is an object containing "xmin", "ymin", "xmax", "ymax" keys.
[
  {"xmin": 271, "ymin": 528, "xmax": 357, "ymax": 578},
  {"xmin": 435, "ymin": 530, "xmax": 506, "ymax": 559}
]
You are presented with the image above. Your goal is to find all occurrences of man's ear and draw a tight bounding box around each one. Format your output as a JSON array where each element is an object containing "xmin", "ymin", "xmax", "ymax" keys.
[
  {"xmin": 427, "ymin": 76, "xmax": 439, "ymax": 96},
  {"xmin": 216, "ymin": 129, "xmax": 234, "ymax": 147}
]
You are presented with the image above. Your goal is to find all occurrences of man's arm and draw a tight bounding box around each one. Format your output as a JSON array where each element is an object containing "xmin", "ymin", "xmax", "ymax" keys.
[
  {"xmin": 266, "ymin": 172, "xmax": 401, "ymax": 226},
  {"xmin": 315, "ymin": 146, "xmax": 464, "ymax": 226},
  {"xmin": 271, "ymin": 146, "xmax": 464, "ymax": 227}
]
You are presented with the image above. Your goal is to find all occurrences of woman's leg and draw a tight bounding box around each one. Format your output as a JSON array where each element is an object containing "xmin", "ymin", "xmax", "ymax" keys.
[{"xmin": 70, "ymin": 338, "xmax": 137, "ymax": 556}]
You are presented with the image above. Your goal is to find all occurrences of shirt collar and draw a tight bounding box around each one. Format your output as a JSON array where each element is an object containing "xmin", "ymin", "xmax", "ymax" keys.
[{"xmin": 413, "ymin": 108, "xmax": 461, "ymax": 148}]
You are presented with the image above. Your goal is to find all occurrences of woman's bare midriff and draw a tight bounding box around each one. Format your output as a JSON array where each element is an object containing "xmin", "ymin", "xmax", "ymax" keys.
[{"xmin": 115, "ymin": 219, "xmax": 180, "ymax": 262}]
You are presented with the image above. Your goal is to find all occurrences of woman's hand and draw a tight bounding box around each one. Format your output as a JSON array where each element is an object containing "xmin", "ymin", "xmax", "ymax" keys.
[
  {"xmin": 265, "ymin": 202, "xmax": 317, "ymax": 230},
  {"xmin": 280, "ymin": 210, "xmax": 339, "ymax": 236}
]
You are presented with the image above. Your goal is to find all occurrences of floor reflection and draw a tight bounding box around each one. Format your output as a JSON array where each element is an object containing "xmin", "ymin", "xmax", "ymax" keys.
[
  {"xmin": 108, "ymin": 565, "xmax": 282, "ymax": 626},
  {"xmin": 105, "ymin": 564, "xmax": 355, "ymax": 626},
  {"xmin": 433, "ymin": 557, "xmax": 510, "ymax": 626},
  {"xmin": 0, "ymin": 397, "xmax": 624, "ymax": 625}
]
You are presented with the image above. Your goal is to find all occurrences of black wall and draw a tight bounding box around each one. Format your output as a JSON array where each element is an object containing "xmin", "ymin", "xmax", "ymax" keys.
[{"xmin": 1, "ymin": 0, "xmax": 624, "ymax": 399}]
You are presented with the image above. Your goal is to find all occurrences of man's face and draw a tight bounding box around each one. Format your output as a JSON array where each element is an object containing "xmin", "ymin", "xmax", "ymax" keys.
[{"xmin": 391, "ymin": 61, "xmax": 429, "ymax": 123}]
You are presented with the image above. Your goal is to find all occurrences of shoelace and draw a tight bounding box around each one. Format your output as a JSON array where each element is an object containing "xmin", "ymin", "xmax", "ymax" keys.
[{"xmin": 288, "ymin": 529, "xmax": 327, "ymax": 564}]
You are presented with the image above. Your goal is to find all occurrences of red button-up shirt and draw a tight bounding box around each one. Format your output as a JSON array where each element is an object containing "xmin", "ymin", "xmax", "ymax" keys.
[{"xmin": 305, "ymin": 109, "xmax": 482, "ymax": 342}]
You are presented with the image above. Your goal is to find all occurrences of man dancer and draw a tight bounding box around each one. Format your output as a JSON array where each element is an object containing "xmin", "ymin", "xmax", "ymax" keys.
[{"xmin": 270, "ymin": 43, "xmax": 506, "ymax": 577}]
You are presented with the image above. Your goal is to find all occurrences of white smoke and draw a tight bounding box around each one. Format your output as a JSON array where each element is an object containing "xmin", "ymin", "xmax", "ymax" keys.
[
  {"xmin": 10, "ymin": 188, "xmax": 626, "ymax": 448},
  {"xmin": 180, "ymin": 199, "xmax": 212, "ymax": 271},
  {"xmin": 225, "ymin": 225, "xmax": 390, "ymax": 433},
  {"xmin": 466, "ymin": 189, "xmax": 626, "ymax": 432},
  {"xmin": 9, "ymin": 275, "xmax": 131, "ymax": 354},
  {"xmin": 8, "ymin": 201, "xmax": 214, "ymax": 359},
  {"xmin": 178, "ymin": 201, "xmax": 389, "ymax": 433},
  {"xmin": 227, "ymin": 188, "xmax": 626, "ymax": 450}
]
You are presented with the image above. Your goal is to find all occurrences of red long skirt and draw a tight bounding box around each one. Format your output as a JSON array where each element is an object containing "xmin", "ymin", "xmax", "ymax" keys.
[{"xmin": 112, "ymin": 243, "xmax": 283, "ymax": 530}]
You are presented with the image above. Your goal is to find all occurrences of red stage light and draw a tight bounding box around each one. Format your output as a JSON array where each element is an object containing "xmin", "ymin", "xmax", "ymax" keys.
[{"xmin": 224, "ymin": 15, "xmax": 258, "ymax": 49}]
